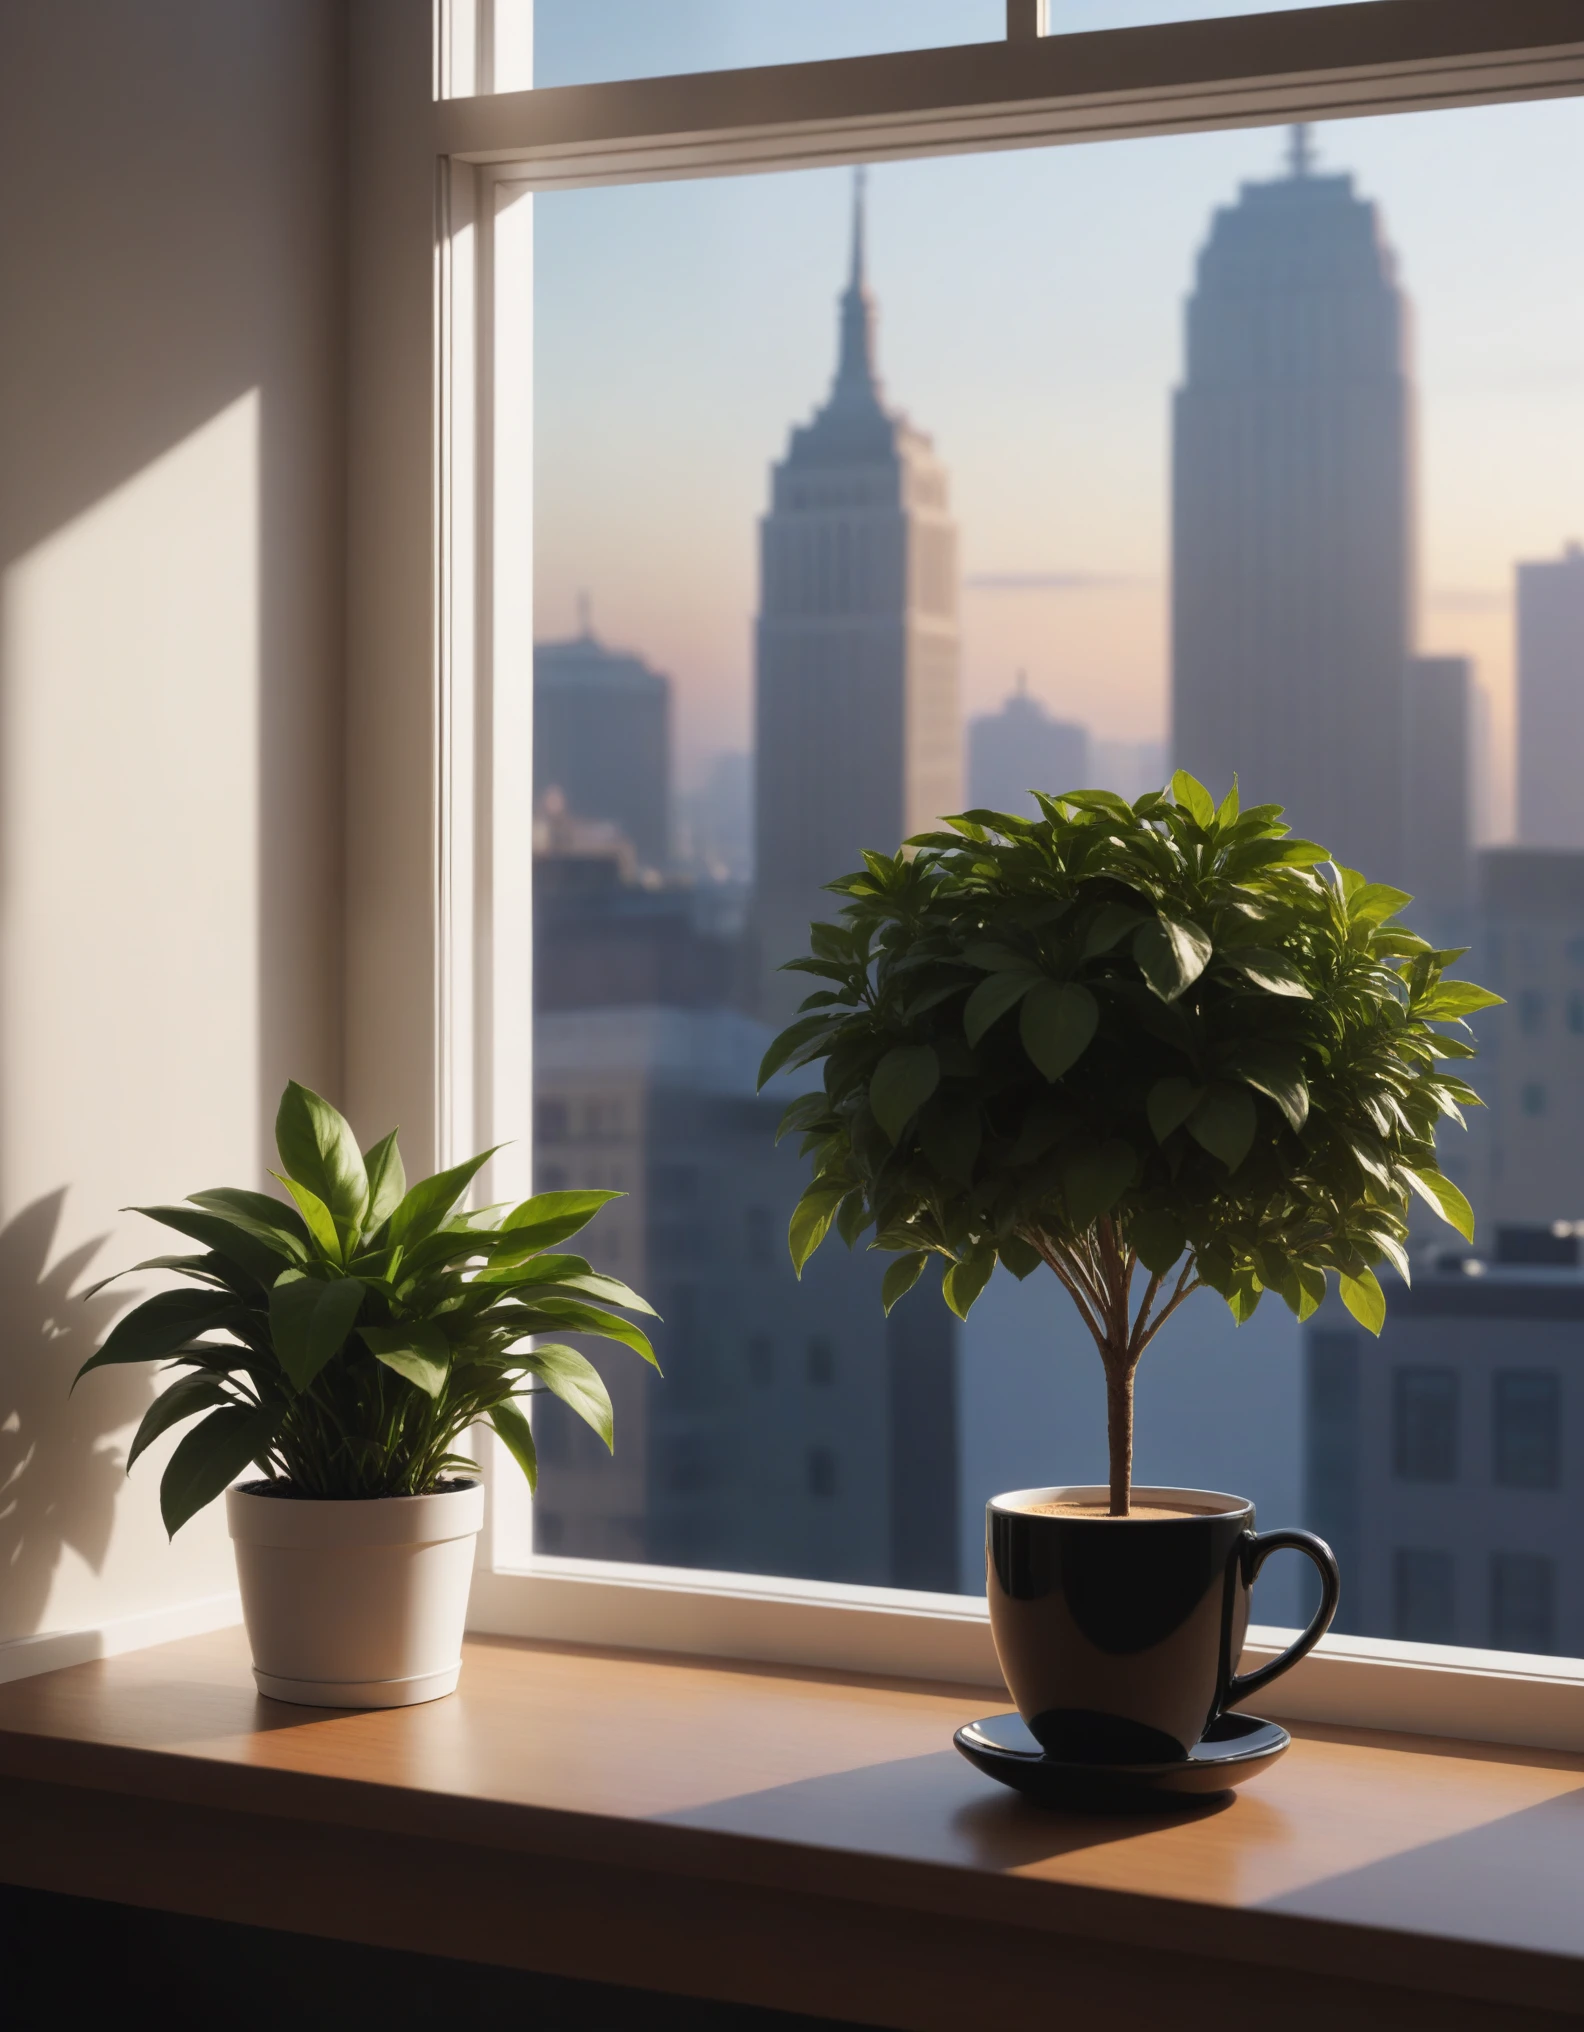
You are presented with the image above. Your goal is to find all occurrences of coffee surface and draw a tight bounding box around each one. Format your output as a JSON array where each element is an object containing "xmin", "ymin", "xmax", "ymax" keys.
[{"xmin": 1020, "ymin": 1499, "xmax": 1228, "ymax": 1521}]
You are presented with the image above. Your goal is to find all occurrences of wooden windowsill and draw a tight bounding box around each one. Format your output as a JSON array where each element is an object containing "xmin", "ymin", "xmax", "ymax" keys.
[{"xmin": 1, "ymin": 1627, "xmax": 1581, "ymax": 2029}]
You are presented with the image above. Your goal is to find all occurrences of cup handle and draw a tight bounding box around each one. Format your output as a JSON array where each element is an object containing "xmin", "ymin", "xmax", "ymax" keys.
[{"xmin": 1222, "ymin": 1528, "xmax": 1340, "ymax": 1712}]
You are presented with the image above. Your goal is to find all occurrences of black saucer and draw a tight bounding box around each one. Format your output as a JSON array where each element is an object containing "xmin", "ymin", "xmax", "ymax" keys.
[{"xmin": 954, "ymin": 1709, "xmax": 1290, "ymax": 1811}]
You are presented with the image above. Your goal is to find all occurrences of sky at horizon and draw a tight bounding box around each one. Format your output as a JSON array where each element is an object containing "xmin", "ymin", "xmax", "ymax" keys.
[{"xmin": 533, "ymin": 33, "xmax": 1584, "ymax": 836}]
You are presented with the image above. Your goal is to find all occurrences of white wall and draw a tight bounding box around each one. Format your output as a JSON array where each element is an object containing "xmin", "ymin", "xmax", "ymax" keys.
[
  {"xmin": 958, "ymin": 1266, "xmax": 1305, "ymax": 1624},
  {"xmin": 0, "ymin": 3, "xmax": 345, "ymax": 1668}
]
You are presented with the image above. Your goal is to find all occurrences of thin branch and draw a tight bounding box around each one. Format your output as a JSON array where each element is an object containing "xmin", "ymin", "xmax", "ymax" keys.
[
  {"xmin": 1125, "ymin": 1268, "xmax": 1165, "ymax": 1364},
  {"xmin": 1023, "ymin": 1228, "xmax": 1108, "ymax": 1351},
  {"xmin": 1131, "ymin": 1262, "xmax": 1203, "ymax": 1361}
]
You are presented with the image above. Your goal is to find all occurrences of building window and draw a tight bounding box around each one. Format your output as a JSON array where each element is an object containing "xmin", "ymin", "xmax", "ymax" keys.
[
  {"xmin": 807, "ymin": 1446, "xmax": 838, "ymax": 1499},
  {"xmin": 1570, "ymin": 993, "xmax": 1584, "ymax": 1036},
  {"xmin": 536, "ymin": 1164, "xmax": 569, "ymax": 1193},
  {"xmin": 1493, "ymin": 1370, "xmax": 1561, "ymax": 1489},
  {"xmin": 1522, "ymin": 1082, "xmax": 1547, "ymax": 1116},
  {"xmin": 747, "ymin": 1333, "xmax": 775, "ymax": 1386},
  {"xmin": 806, "ymin": 1335, "xmax": 835, "ymax": 1387},
  {"xmin": 535, "ymin": 1098, "xmax": 569, "ymax": 1145},
  {"xmin": 1394, "ymin": 1549, "xmax": 1456, "ymax": 1643},
  {"xmin": 746, "ymin": 1205, "xmax": 775, "ymax": 1269},
  {"xmin": 1490, "ymin": 1552, "xmax": 1556, "ymax": 1654},
  {"xmin": 1393, "ymin": 1367, "xmax": 1459, "ymax": 1482},
  {"xmin": 1519, "ymin": 989, "xmax": 1545, "ymax": 1036}
]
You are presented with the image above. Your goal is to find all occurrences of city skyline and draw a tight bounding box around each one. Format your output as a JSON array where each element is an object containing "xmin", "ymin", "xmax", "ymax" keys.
[{"xmin": 536, "ymin": 97, "xmax": 1584, "ymax": 837}]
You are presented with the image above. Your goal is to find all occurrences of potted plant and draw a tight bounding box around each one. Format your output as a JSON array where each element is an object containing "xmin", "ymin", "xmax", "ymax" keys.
[
  {"xmin": 762, "ymin": 775, "xmax": 1497, "ymax": 1784},
  {"xmin": 76, "ymin": 1080, "xmax": 655, "ymax": 1707}
]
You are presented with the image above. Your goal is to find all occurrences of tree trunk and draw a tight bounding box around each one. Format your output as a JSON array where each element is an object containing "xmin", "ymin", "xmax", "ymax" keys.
[{"xmin": 1105, "ymin": 1353, "xmax": 1134, "ymax": 1517}]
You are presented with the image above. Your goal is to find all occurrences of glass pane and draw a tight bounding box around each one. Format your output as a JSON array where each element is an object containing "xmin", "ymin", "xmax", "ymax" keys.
[
  {"xmin": 533, "ymin": 1, "xmax": 1002, "ymax": 90},
  {"xmin": 523, "ymin": 96, "xmax": 1584, "ymax": 1653}
]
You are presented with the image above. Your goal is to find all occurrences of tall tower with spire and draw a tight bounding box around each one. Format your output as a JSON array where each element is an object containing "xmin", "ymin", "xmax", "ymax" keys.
[
  {"xmin": 753, "ymin": 173, "xmax": 961, "ymax": 1019},
  {"xmin": 1171, "ymin": 126, "xmax": 1414, "ymax": 879}
]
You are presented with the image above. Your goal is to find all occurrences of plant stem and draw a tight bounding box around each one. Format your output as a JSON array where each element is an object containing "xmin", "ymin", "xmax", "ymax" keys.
[{"xmin": 1104, "ymin": 1353, "xmax": 1134, "ymax": 1517}]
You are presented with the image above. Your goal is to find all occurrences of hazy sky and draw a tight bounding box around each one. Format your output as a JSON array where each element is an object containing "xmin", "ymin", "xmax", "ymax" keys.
[{"xmin": 533, "ymin": 8, "xmax": 1584, "ymax": 833}]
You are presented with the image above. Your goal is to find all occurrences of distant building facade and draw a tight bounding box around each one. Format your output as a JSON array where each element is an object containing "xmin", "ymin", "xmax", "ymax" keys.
[
  {"xmin": 967, "ymin": 677, "xmax": 1088, "ymax": 818},
  {"xmin": 1305, "ymin": 1247, "xmax": 1584, "ymax": 1655},
  {"xmin": 1405, "ymin": 654, "xmax": 1473, "ymax": 917},
  {"xmin": 1171, "ymin": 127, "xmax": 1413, "ymax": 879},
  {"xmin": 754, "ymin": 174, "xmax": 961, "ymax": 1021},
  {"xmin": 1461, "ymin": 848, "xmax": 1584, "ymax": 1229},
  {"xmin": 531, "ymin": 1008, "xmax": 958, "ymax": 1589},
  {"xmin": 1517, "ymin": 544, "xmax": 1584, "ymax": 851},
  {"xmin": 534, "ymin": 628, "xmax": 672, "ymax": 874}
]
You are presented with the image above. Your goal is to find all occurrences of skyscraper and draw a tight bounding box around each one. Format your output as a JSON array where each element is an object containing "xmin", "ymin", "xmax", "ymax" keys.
[
  {"xmin": 754, "ymin": 173, "xmax": 961, "ymax": 1021},
  {"xmin": 1405, "ymin": 654, "xmax": 1473, "ymax": 917},
  {"xmin": 535, "ymin": 620, "xmax": 672, "ymax": 875},
  {"xmin": 1171, "ymin": 127, "xmax": 1414, "ymax": 880},
  {"xmin": 967, "ymin": 675, "xmax": 1089, "ymax": 819},
  {"xmin": 1517, "ymin": 543, "xmax": 1584, "ymax": 850}
]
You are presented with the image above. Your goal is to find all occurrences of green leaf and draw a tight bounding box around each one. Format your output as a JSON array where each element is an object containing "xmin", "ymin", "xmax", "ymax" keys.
[
  {"xmin": 75, "ymin": 1290, "xmax": 240, "ymax": 1383},
  {"xmin": 1293, "ymin": 1263, "xmax": 1327, "ymax": 1323},
  {"xmin": 186, "ymin": 1188, "xmax": 309, "ymax": 1261},
  {"xmin": 520, "ymin": 1297, "xmax": 658, "ymax": 1369},
  {"xmin": 789, "ymin": 1181, "xmax": 847, "ymax": 1275},
  {"xmin": 881, "ymin": 1250, "xmax": 929, "ymax": 1314},
  {"xmin": 757, "ymin": 1012, "xmax": 844, "ymax": 1089},
  {"xmin": 942, "ymin": 1248, "xmax": 995, "ymax": 1320},
  {"xmin": 1147, "ymin": 1076, "xmax": 1202, "ymax": 1144},
  {"xmin": 498, "ymin": 1188, "xmax": 623, "ymax": 1255},
  {"xmin": 1130, "ymin": 1210, "xmax": 1186, "ymax": 1277},
  {"xmin": 1171, "ymin": 770, "xmax": 1216, "ymax": 827},
  {"xmin": 1404, "ymin": 1167, "xmax": 1476, "ymax": 1244},
  {"xmin": 362, "ymin": 1321, "xmax": 450, "ymax": 1398},
  {"xmin": 1215, "ymin": 780, "xmax": 1240, "ymax": 828},
  {"xmin": 1339, "ymin": 1266, "xmax": 1386, "ymax": 1336},
  {"xmin": 1226, "ymin": 1270, "xmax": 1263, "ymax": 1324},
  {"xmin": 963, "ymin": 968, "xmax": 1039, "ymax": 1046},
  {"xmin": 1187, "ymin": 1084, "xmax": 1257, "ymax": 1173},
  {"xmin": 869, "ymin": 1045, "xmax": 941, "ymax": 1143},
  {"xmin": 521, "ymin": 1343, "xmax": 613, "ymax": 1450},
  {"xmin": 269, "ymin": 1274, "xmax": 366, "ymax": 1393},
  {"xmin": 1416, "ymin": 981, "xmax": 1505, "ymax": 1020},
  {"xmin": 1061, "ymin": 1139, "xmax": 1135, "ymax": 1228},
  {"xmin": 126, "ymin": 1375, "xmax": 231, "ymax": 1471},
  {"xmin": 386, "ymin": 1147, "xmax": 500, "ymax": 1251},
  {"xmin": 775, "ymin": 1093, "xmax": 829, "ymax": 1144},
  {"xmin": 1225, "ymin": 949, "xmax": 1312, "ymax": 999},
  {"xmin": 362, "ymin": 1129, "xmax": 407, "ymax": 1234},
  {"xmin": 1082, "ymin": 903, "xmax": 1148, "ymax": 959},
  {"xmin": 918, "ymin": 1093, "xmax": 982, "ymax": 1184},
  {"xmin": 159, "ymin": 1405, "xmax": 280, "ymax": 1536},
  {"xmin": 1224, "ymin": 1048, "xmax": 1310, "ymax": 1132},
  {"xmin": 489, "ymin": 1397, "xmax": 538, "ymax": 1493},
  {"xmin": 128, "ymin": 1205, "xmax": 290, "ymax": 1287},
  {"xmin": 274, "ymin": 1081, "xmax": 369, "ymax": 1250},
  {"xmin": 1347, "ymin": 882, "xmax": 1413, "ymax": 929},
  {"xmin": 275, "ymin": 1175, "xmax": 344, "ymax": 1264},
  {"xmin": 1133, "ymin": 914, "xmax": 1213, "ymax": 1002},
  {"xmin": 1019, "ymin": 982, "xmax": 1099, "ymax": 1081},
  {"xmin": 79, "ymin": 1254, "xmax": 228, "ymax": 1302},
  {"xmin": 998, "ymin": 1232, "xmax": 1042, "ymax": 1280}
]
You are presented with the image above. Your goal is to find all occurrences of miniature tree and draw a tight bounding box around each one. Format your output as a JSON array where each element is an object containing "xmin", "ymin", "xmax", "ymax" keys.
[{"xmin": 759, "ymin": 775, "xmax": 1498, "ymax": 1516}]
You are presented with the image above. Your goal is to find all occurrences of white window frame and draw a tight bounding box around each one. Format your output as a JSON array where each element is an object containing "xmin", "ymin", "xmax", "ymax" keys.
[{"xmin": 347, "ymin": 0, "xmax": 1584, "ymax": 1753}]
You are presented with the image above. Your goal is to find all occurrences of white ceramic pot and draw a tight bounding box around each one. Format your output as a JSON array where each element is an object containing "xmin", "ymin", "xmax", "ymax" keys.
[{"xmin": 226, "ymin": 1481, "xmax": 485, "ymax": 1708}]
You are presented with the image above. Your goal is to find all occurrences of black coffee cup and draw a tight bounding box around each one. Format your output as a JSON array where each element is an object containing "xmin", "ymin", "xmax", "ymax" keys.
[{"xmin": 986, "ymin": 1485, "xmax": 1340, "ymax": 1762}]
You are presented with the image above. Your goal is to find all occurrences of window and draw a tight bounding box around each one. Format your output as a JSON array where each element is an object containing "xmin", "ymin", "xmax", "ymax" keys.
[
  {"xmin": 745, "ymin": 1205, "xmax": 775, "ymax": 1269},
  {"xmin": 807, "ymin": 1447, "xmax": 839, "ymax": 1500},
  {"xmin": 1519, "ymin": 991, "xmax": 1545, "ymax": 1037},
  {"xmin": 1394, "ymin": 1369, "xmax": 1459, "ymax": 1484},
  {"xmin": 1491, "ymin": 1552, "xmax": 1556, "ymax": 1654},
  {"xmin": 414, "ymin": 1, "xmax": 1584, "ymax": 1729},
  {"xmin": 1522, "ymin": 1083, "xmax": 1548, "ymax": 1117},
  {"xmin": 747, "ymin": 1333, "xmax": 775, "ymax": 1387},
  {"xmin": 1493, "ymin": 1371, "xmax": 1561, "ymax": 1490},
  {"xmin": 1395, "ymin": 1549, "xmax": 1456, "ymax": 1644},
  {"xmin": 806, "ymin": 1336, "xmax": 836, "ymax": 1388},
  {"xmin": 535, "ymin": 1098, "xmax": 569, "ymax": 1145}
]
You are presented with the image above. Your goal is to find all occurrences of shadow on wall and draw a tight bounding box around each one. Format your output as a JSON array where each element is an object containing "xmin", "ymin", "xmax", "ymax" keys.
[{"xmin": 0, "ymin": 1192, "xmax": 145, "ymax": 1639}]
